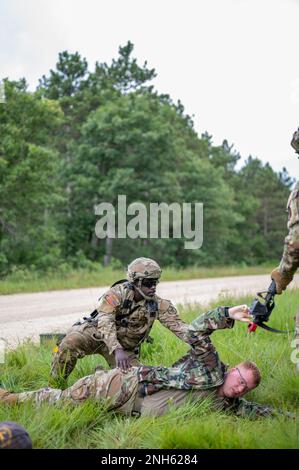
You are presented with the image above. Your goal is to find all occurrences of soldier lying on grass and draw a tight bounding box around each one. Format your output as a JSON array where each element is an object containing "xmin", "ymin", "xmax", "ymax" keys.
[{"xmin": 0, "ymin": 305, "xmax": 289, "ymax": 418}]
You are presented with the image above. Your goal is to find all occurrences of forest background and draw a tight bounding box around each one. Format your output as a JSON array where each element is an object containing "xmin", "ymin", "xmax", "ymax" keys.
[{"xmin": 0, "ymin": 42, "xmax": 294, "ymax": 282}]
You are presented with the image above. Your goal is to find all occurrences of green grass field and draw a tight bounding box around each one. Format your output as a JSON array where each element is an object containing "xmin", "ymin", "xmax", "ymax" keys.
[
  {"xmin": 0, "ymin": 263, "xmax": 274, "ymax": 295},
  {"xmin": 0, "ymin": 290, "xmax": 298, "ymax": 449}
]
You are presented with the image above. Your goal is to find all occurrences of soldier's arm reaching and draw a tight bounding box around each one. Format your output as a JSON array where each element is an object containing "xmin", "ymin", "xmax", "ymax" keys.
[
  {"xmin": 157, "ymin": 300, "xmax": 192, "ymax": 344},
  {"xmin": 156, "ymin": 300, "xmax": 250, "ymax": 347},
  {"xmin": 187, "ymin": 305, "xmax": 251, "ymax": 355}
]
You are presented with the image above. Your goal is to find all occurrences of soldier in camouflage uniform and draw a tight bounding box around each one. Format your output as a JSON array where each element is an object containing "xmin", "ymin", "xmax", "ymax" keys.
[
  {"xmin": 51, "ymin": 258, "xmax": 198, "ymax": 380},
  {"xmin": 271, "ymin": 128, "xmax": 299, "ymax": 371},
  {"xmin": 1, "ymin": 304, "xmax": 284, "ymax": 418}
]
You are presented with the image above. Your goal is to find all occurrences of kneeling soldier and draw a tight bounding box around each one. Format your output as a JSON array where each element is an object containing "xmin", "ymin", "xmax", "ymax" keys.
[{"xmin": 51, "ymin": 257, "xmax": 196, "ymax": 380}]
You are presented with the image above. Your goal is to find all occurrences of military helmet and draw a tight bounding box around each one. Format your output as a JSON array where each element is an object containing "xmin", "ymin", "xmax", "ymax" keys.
[
  {"xmin": 126, "ymin": 257, "xmax": 162, "ymax": 283},
  {"xmin": 0, "ymin": 421, "xmax": 32, "ymax": 449}
]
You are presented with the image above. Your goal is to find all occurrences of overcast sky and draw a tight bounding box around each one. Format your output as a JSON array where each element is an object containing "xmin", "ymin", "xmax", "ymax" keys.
[{"xmin": 1, "ymin": 0, "xmax": 299, "ymax": 179}]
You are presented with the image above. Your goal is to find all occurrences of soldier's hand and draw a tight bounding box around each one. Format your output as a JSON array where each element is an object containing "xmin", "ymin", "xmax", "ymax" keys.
[
  {"xmin": 114, "ymin": 348, "xmax": 132, "ymax": 373},
  {"xmin": 228, "ymin": 305, "xmax": 252, "ymax": 322},
  {"xmin": 271, "ymin": 267, "xmax": 293, "ymax": 294}
]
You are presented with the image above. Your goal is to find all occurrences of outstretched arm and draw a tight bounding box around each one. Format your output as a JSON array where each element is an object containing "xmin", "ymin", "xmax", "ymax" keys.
[
  {"xmin": 188, "ymin": 305, "xmax": 251, "ymax": 355},
  {"xmin": 220, "ymin": 396, "xmax": 295, "ymax": 419},
  {"xmin": 157, "ymin": 300, "xmax": 191, "ymax": 344}
]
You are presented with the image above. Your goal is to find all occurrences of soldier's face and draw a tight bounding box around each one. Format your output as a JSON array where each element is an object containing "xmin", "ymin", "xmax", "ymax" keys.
[
  {"xmin": 222, "ymin": 364, "xmax": 257, "ymax": 398},
  {"xmin": 140, "ymin": 278, "xmax": 159, "ymax": 297}
]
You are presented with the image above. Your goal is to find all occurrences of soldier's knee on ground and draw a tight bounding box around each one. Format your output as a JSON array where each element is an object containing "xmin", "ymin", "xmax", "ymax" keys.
[
  {"xmin": 50, "ymin": 337, "xmax": 82, "ymax": 379},
  {"xmin": 0, "ymin": 389, "xmax": 18, "ymax": 404}
]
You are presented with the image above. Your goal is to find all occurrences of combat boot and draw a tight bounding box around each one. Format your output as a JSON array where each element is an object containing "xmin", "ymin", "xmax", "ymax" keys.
[{"xmin": 0, "ymin": 388, "xmax": 18, "ymax": 404}]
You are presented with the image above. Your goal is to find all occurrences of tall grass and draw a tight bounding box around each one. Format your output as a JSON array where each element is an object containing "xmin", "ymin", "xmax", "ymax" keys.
[
  {"xmin": 0, "ymin": 290, "xmax": 298, "ymax": 448},
  {"xmin": 0, "ymin": 263, "xmax": 275, "ymax": 295}
]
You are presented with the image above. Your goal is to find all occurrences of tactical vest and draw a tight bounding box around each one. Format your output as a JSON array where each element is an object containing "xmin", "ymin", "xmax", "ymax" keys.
[{"xmin": 83, "ymin": 279, "xmax": 158, "ymax": 345}]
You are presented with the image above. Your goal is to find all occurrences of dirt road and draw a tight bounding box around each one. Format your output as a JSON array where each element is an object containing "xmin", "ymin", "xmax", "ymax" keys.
[{"xmin": 1, "ymin": 274, "xmax": 298, "ymax": 346}]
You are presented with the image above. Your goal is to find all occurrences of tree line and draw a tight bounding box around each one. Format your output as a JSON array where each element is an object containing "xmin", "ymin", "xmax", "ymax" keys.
[{"xmin": 0, "ymin": 42, "xmax": 294, "ymax": 276}]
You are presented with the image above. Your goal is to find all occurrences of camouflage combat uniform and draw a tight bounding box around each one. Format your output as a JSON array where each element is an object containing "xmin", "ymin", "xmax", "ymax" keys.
[
  {"xmin": 277, "ymin": 180, "xmax": 299, "ymax": 366},
  {"xmin": 273, "ymin": 129, "xmax": 299, "ymax": 288},
  {"xmin": 2, "ymin": 308, "xmax": 276, "ymax": 419},
  {"xmin": 278, "ymin": 180, "xmax": 299, "ymax": 282},
  {"xmin": 271, "ymin": 130, "xmax": 299, "ymax": 371},
  {"xmin": 51, "ymin": 281, "xmax": 194, "ymax": 379}
]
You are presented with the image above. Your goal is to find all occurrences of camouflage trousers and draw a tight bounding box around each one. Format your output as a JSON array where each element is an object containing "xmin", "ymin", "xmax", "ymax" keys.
[
  {"xmin": 16, "ymin": 368, "xmax": 140, "ymax": 414},
  {"xmin": 50, "ymin": 321, "xmax": 141, "ymax": 379}
]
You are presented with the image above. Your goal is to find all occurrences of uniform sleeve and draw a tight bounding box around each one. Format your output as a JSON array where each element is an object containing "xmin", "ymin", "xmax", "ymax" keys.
[
  {"xmin": 220, "ymin": 397, "xmax": 281, "ymax": 419},
  {"xmin": 279, "ymin": 183, "xmax": 299, "ymax": 278},
  {"xmin": 157, "ymin": 300, "xmax": 191, "ymax": 344},
  {"xmin": 95, "ymin": 288, "xmax": 123, "ymax": 355},
  {"xmin": 187, "ymin": 307, "xmax": 234, "ymax": 355},
  {"xmin": 279, "ymin": 224, "xmax": 299, "ymax": 278}
]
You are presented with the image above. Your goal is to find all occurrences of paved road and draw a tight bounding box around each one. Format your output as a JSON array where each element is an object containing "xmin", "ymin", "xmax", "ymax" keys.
[{"xmin": 1, "ymin": 274, "xmax": 298, "ymax": 346}]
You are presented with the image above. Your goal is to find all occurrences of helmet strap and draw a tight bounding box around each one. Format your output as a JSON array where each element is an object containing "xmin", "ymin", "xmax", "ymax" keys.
[{"xmin": 134, "ymin": 279, "xmax": 153, "ymax": 301}]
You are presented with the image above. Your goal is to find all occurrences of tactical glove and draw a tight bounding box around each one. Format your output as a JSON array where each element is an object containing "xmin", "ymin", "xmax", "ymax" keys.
[
  {"xmin": 271, "ymin": 267, "xmax": 293, "ymax": 294},
  {"xmin": 291, "ymin": 128, "xmax": 299, "ymax": 153}
]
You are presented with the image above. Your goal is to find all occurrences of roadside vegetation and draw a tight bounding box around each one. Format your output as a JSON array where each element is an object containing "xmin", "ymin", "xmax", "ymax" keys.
[
  {"xmin": 0, "ymin": 263, "xmax": 275, "ymax": 295},
  {"xmin": 1, "ymin": 290, "xmax": 298, "ymax": 449}
]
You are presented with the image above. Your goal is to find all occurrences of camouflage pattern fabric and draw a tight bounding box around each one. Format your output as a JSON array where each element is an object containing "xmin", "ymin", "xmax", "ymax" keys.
[
  {"xmin": 137, "ymin": 308, "xmax": 284, "ymax": 418},
  {"xmin": 95, "ymin": 282, "xmax": 191, "ymax": 353},
  {"xmin": 17, "ymin": 368, "xmax": 139, "ymax": 414},
  {"xmin": 51, "ymin": 281, "xmax": 191, "ymax": 379},
  {"xmin": 126, "ymin": 257, "xmax": 161, "ymax": 282},
  {"xmin": 279, "ymin": 181, "xmax": 299, "ymax": 279},
  {"xmin": 50, "ymin": 319, "xmax": 141, "ymax": 379},
  {"xmin": 141, "ymin": 390, "xmax": 279, "ymax": 419},
  {"xmin": 137, "ymin": 307, "xmax": 233, "ymax": 395},
  {"xmin": 215, "ymin": 396, "xmax": 275, "ymax": 418},
  {"xmin": 291, "ymin": 128, "xmax": 299, "ymax": 153},
  {"xmin": 1, "ymin": 309, "xmax": 285, "ymax": 418}
]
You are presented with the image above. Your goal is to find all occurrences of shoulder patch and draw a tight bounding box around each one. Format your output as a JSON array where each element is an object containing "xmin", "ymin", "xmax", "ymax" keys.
[
  {"xmin": 158, "ymin": 298, "xmax": 172, "ymax": 312},
  {"xmin": 105, "ymin": 292, "xmax": 120, "ymax": 307}
]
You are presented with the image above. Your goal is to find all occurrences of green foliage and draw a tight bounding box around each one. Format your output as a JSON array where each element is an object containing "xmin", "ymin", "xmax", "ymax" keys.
[
  {"xmin": 0, "ymin": 291, "xmax": 298, "ymax": 448},
  {"xmin": 0, "ymin": 42, "xmax": 295, "ymax": 276},
  {"xmin": 0, "ymin": 80, "xmax": 65, "ymax": 274}
]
